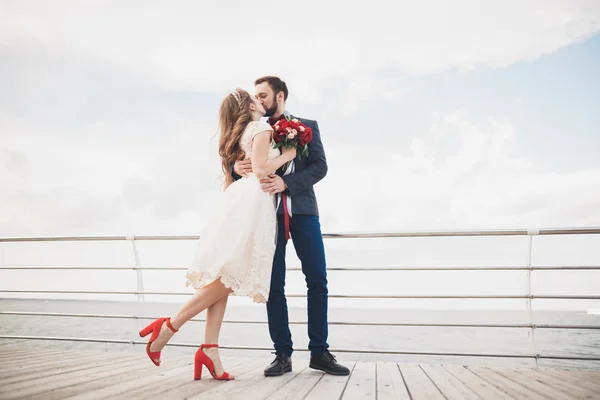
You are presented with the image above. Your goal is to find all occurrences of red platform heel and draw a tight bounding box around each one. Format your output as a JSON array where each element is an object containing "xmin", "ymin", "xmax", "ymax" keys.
[
  {"xmin": 194, "ymin": 344, "xmax": 234, "ymax": 381},
  {"xmin": 139, "ymin": 317, "xmax": 178, "ymax": 366}
]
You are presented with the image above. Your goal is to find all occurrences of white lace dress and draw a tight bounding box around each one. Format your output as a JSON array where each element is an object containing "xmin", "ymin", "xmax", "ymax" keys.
[{"xmin": 186, "ymin": 121, "xmax": 278, "ymax": 303}]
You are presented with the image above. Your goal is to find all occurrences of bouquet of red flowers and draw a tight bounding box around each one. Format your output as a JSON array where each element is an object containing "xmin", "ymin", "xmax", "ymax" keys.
[
  {"xmin": 270, "ymin": 117, "xmax": 314, "ymax": 240},
  {"xmin": 271, "ymin": 117, "xmax": 313, "ymax": 163}
]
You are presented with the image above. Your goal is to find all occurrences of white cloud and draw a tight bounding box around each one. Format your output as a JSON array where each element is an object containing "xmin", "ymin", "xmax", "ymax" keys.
[
  {"xmin": 1, "ymin": 0, "xmax": 599, "ymax": 103},
  {"xmin": 0, "ymin": 109, "xmax": 224, "ymax": 236},
  {"xmin": 317, "ymin": 111, "xmax": 600, "ymax": 232}
]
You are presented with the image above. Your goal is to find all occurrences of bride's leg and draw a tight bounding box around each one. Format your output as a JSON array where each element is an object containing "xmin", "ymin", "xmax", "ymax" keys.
[
  {"xmin": 149, "ymin": 279, "xmax": 233, "ymax": 354},
  {"xmin": 203, "ymin": 295, "xmax": 231, "ymax": 377}
]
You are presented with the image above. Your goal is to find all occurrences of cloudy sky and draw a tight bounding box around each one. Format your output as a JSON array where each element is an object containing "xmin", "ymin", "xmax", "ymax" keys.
[{"xmin": 1, "ymin": 0, "xmax": 600, "ymax": 238}]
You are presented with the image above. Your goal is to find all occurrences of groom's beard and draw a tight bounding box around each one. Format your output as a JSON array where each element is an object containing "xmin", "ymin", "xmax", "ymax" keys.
[{"xmin": 263, "ymin": 102, "xmax": 278, "ymax": 117}]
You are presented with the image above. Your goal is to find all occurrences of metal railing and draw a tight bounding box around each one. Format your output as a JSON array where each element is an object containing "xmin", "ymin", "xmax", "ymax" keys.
[
  {"xmin": 0, "ymin": 227, "xmax": 598, "ymax": 243},
  {"xmin": 1, "ymin": 290, "xmax": 600, "ymax": 300},
  {"xmin": 1, "ymin": 227, "xmax": 600, "ymax": 365},
  {"xmin": 1, "ymin": 311, "xmax": 599, "ymax": 329}
]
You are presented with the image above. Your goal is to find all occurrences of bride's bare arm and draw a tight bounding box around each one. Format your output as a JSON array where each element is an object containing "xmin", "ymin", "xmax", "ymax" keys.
[{"xmin": 251, "ymin": 130, "xmax": 296, "ymax": 179}]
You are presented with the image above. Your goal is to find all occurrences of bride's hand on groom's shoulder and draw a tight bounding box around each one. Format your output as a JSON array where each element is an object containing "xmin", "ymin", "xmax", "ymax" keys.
[{"xmin": 234, "ymin": 159, "xmax": 253, "ymax": 178}]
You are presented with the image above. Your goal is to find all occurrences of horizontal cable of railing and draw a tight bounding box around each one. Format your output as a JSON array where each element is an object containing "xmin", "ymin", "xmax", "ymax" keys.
[
  {"xmin": 1, "ymin": 290, "xmax": 599, "ymax": 300},
  {"xmin": 1, "ymin": 227, "xmax": 599, "ymax": 243},
  {"xmin": 1, "ymin": 311, "xmax": 598, "ymax": 330},
  {"xmin": 2, "ymin": 265, "xmax": 599, "ymax": 271},
  {"xmin": 1, "ymin": 335, "xmax": 599, "ymax": 361}
]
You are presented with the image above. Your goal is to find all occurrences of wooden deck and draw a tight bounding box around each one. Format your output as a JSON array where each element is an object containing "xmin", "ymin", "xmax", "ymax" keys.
[{"xmin": 1, "ymin": 346, "xmax": 599, "ymax": 399}]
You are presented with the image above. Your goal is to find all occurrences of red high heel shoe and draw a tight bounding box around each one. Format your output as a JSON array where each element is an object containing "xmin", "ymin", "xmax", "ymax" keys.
[
  {"xmin": 194, "ymin": 344, "xmax": 234, "ymax": 381},
  {"xmin": 139, "ymin": 317, "xmax": 178, "ymax": 366}
]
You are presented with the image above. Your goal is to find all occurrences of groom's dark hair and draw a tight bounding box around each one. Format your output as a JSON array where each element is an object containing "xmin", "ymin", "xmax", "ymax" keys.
[{"xmin": 255, "ymin": 76, "xmax": 288, "ymax": 101}]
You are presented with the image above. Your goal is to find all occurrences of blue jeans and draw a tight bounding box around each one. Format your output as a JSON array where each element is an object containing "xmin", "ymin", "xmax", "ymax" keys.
[{"xmin": 266, "ymin": 213, "xmax": 329, "ymax": 357}]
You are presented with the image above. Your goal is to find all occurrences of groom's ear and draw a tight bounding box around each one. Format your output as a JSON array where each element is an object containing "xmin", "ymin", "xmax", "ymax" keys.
[{"xmin": 276, "ymin": 91, "xmax": 285, "ymax": 103}]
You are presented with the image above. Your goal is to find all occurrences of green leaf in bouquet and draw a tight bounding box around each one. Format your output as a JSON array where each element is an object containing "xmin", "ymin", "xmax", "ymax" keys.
[{"xmin": 302, "ymin": 145, "xmax": 309, "ymax": 159}]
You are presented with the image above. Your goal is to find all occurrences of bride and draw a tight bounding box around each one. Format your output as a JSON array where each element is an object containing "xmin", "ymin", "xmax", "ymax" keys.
[{"xmin": 138, "ymin": 88, "xmax": 296, "ymax": 381}]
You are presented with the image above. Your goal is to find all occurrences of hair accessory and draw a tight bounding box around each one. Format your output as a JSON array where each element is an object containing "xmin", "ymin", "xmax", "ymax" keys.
[{"xmin": 230, "ymin": 90, "xmax": 242, "ymax": 107}]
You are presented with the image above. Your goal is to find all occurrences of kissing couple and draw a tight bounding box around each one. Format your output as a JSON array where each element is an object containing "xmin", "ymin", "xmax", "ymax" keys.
[{"xmin": 138, "ymin": 76, "xmax": 349, "ymax": 380}]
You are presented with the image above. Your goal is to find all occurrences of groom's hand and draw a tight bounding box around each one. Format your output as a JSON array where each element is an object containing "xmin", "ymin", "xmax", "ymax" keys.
[
  {"xmin": 234, "ymin": 159, "xmax": 252, "ymax": 178},
  {"xmin": 260, "ymin": 174, "xmax": 287, "ymax": 195}
]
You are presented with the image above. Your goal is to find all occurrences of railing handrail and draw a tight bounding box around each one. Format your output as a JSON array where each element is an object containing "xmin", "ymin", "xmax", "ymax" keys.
[
  {"xmin": 2, "ymin": 265, "xmax": 600, "ymax": 271},
  {"xmin": 1, "ymin": 226, "xmax": 599, "ymax": 242},
  {"xmin": 1, "ymin": 289, "xmax": 599, "ymax": 300},
  {"xmin": 2, "ymin": 311, "xmax": 599, "ymax": 330}
]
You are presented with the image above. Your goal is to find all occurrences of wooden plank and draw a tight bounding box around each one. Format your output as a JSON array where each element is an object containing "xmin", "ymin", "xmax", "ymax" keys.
[
  {"xmin": 148, "ymin": 358, "xmax": 266, "ymax": 400},
  {"xmin": 512, "ymin": 368, "xmax": 595, "ymax": 400},
  {"xmin": 341, "ymin": 362, "xmax": 376, "ymax": 400},
  {"xmin": 260, "ymin": 368, "xmax": 323, "ymax": 400},
  {"xmin": 1, "ymin": 349, "xmax": 98, "ymax": 369},
  {"xmin": 492, "ymin": 367, "xmax": 583, "ymax": 399},
  {"xmin": 399, "ymin": 364, "xmax": 445, "ymax": 399},
  {"xmin": 60, "ymin": 363, "xmax": 193, "ymax": 400},
  {"xmin": 467, "ymin": 366, "xmax": 547, "ymax": 400},
  {"xmin": 0, "ymin": 353, "xmax": 172, "ymax": 399},
  {"xmin": 1, "ymin": 348, "xmax": 56, "ymax": 358},
  {"xmin": 0, "ymin": 350, "xmax": 32, "ymax": 358},
  {"xmin": 305, "ymin": 362, "xmax": 355, "ymax": 400},
  {"xmin": 373, "ymin": 362, "xmax": 410, "ymax": 400},
  {"xmin": 115, "ymin": 357, "xmax": 262, "ymax": 400},
  {"xmin": 243, "ymin": 364, "xmax": 309, "ymax": 400},
  {"xmin": 0, "ymin": 356, "xmax": 93, "ymax": 377},
  {"xmin": 186, "ymin": 362, "xmax": 271, "ymax": 400},
  {"xmin": 0, "ymin": 349, "xmax": 128, "ymax": 373},
  {"xmin": 1, "ymin": 347, "xmax": 66, "ymax": 356},
  {"xmin": 0, "ymin": 343, "xmax": 23, "ymax": 349},
  {"xmin": 0, "ymin": 351, "xmax": 34, "ymax": 362},
  {"xmin": 0, "ymin": 347, "xmax": 33, "ymax": 353},
  {"xmin": 420, "ymin": 364, "xmax": 481, "ymax": 400},
  {"xmin": 0, "ymin": 354, "xmax": 83, "ymax": 372},
  {"xmin": 1, "ymin": 356, "xmax": 148, "ymax": 398},
  {"xmin": 442, "ymin": 364, "xmax": 514, "ymax": 400},
  {"xmin": 1, "ymin": 354, "xmax": 145, "ymax": 389},
  {"xmin": 1, "ymin": 347, "xmax": 75, "ymax": 356},
  {"xmin": 536, "ymin": 368, "xmax": 600, "ymax": 392},
  {"xmin": 1, "ymin": 349, "xmax": 77, "ymax": 366},
  {"xmin": 0, "ymin": 348, "xmax": 134, "ymax": 366},
  {"xmin": 1, "ymin": 350, "xmax": 67, "ymax": 362},
  {"xmin": 0, "ymin": 352, "xmax": 128, "ymax": 383},
  {"xmin": 40, "ymin": 355, "xmax": 194, "ymax": 400}
]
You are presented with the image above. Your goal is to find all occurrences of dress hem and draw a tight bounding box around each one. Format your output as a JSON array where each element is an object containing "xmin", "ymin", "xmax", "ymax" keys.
[{"xmin": 185, "ymin": 270, "xmax": 269, "ymax": 304}]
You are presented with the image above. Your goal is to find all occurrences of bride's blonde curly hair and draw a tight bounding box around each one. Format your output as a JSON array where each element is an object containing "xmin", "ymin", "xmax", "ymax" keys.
[{"xmin": 218, "ymin": 88, "xmax": 252, "ymax": 186}]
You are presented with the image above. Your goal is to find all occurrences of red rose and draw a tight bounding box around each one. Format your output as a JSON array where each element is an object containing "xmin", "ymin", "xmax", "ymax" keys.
[
  {"xmin": 277, "ymin": 119, "xmax": 288, "ymax": 131},
  {"xmin": 300, "ymin": 127, "xmax": 312, "ymax": 145},
  {"xmin": 273, "ymin": 130, "xmax": 283, "ymax": 143}
]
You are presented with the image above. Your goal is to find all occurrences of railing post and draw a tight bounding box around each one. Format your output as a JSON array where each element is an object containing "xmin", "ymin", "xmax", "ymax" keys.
[
  {"xmin": 128, "ymin": 236, "xmax": 145, "ymax": 348},
  {"xmin": 128, "ymin": 236, "xmax": 145, "ymax": 303},
  {"xmin": 526, "ymin": 229, "xmax": 539, "ymax": 367}
]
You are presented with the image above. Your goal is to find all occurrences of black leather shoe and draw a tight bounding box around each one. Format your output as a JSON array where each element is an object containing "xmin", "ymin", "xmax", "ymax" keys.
[
  {"xmin": 264, "ymin": 352, "xmax": 292, "ymax": 377},
  {"xmin": 309, "ymin": 350, "xmax": 350, "ymax": 376}
]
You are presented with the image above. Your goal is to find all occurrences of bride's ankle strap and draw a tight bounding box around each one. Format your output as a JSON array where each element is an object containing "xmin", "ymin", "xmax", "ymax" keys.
[
  {"xmin": 166, "ymin": 318, "xmax": 179, "ymax": 333},
  {"xmin": 200, "ymin": 344, "xmax": 219, "ymax": 349}
]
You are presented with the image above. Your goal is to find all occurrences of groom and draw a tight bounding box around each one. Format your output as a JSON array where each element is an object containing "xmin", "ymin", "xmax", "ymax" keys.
[{"xmin": 233, "ymin": 76, "xmax": 349, "ymax": 377}]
